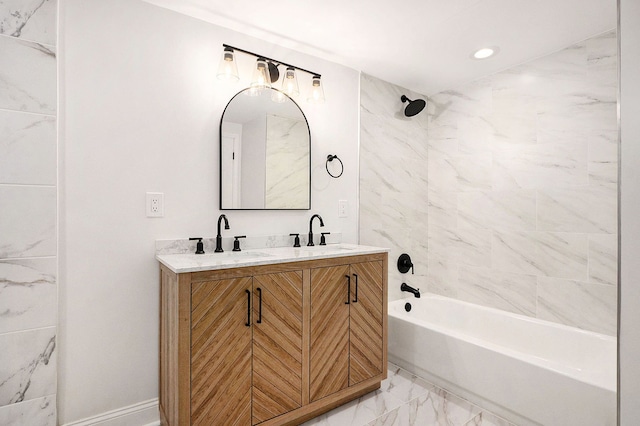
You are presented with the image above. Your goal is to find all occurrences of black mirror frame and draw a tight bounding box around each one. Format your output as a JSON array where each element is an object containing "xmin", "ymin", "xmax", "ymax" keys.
[{"xmin": 219, "ymin": 87, "xmax": 311, "ymax": 210}]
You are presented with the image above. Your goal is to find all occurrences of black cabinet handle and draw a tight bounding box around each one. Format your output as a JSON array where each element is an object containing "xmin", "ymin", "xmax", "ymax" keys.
[
  {"xmin": 353, "ymin": 273, "xmax": 359, "ymax": 303},
  {"xmin": 245, "ymin": 289, "xmax": 251, "ymax": 327},
  {"xmin": 256, "ymin": 287, "xmax": 262, "ymax": 324},
  {"xmin": 345, "ymin": 275, "xmax": 351, "ymax": 304}
]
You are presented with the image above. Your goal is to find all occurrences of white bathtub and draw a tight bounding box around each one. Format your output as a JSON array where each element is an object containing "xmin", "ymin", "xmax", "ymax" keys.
[{"xmin": 388, "ymin": 294, "xmax": 616, "ymax": 426}]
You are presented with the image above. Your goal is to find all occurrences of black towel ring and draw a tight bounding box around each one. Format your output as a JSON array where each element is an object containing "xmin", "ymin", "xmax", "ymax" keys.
[{"xmin": 326, "ymin": 154, "xmax": 344, "ymax": 178}]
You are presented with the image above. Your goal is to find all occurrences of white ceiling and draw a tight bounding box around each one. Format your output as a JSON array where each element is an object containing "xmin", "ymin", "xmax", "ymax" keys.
[{"xmin": 143, "ymin": 0, "xmax": 616, "ymax": 95}]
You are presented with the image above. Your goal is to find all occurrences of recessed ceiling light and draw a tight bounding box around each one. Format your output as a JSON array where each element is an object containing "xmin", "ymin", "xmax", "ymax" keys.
[{"xmin": 472, "ymin": 47, "xmax": 499, "ymax": 60}]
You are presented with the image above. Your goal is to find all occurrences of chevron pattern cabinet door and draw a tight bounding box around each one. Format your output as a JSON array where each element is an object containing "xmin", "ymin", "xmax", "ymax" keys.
[
  {"xmin": 252, "ymin": 271, "xmax": 304, "ymax": 424},
  {"xmin": 349, "ymin": 261, "xmax": 384, "ymax": 386},
  {"xmin": 190, "ymin": 277, "xmax": 252, "ymax": 426},
  {"xmin": 309, "ymin": 265, "xmax": 350, "ymax": 402}
]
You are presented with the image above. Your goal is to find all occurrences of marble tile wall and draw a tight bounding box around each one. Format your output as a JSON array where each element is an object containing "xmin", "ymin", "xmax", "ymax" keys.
[
  {"xmin": 426, "ymin": 30, "xmax": 618, "ymax": 335},
  {"xmin": 359, "ymin": 73, "xmax": 429, "ymax": 302},
  {"xmin": 360, "ymin": 30, "xmax": 617, "ymax": 335},
  {"xmin": 0, "ymin": 0, "xmax": 58, "ymax": 424}
]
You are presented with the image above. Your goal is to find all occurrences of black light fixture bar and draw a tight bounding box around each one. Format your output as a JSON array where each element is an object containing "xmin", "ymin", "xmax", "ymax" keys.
[{"xmin": 222, "ymin": 44, "xmax": 321, "ymax": 78}]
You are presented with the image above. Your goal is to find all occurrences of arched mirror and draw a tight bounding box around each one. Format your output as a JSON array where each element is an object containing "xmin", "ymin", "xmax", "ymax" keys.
[{"xmin": 220, "ymin": 88, "xmax": 311, "ymax": 210}]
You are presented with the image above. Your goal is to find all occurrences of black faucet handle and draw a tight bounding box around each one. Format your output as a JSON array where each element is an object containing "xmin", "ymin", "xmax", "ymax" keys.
[
  {"xmin": 189, "ymin": 237, "xmax": 205, "ymax": 254},
  {"xmin": 397, "ymin": 253, "xmax": 414, "ymax": 274},
  {"xmin": 232, "ymin": 235, "xmax": 246, "ymax": 252},
  {"xmin": 289, "ymin": 233, "xmax": 301, "ymax": 247},
  {"xmin": 320, "ymin": 232, "xmax": 331, "ymax": 246}
]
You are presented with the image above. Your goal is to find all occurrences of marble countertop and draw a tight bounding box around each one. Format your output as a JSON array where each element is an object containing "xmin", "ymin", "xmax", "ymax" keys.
[{"xmin": 156, "ymin": 243, "xmax": 388, "ymax": 273}]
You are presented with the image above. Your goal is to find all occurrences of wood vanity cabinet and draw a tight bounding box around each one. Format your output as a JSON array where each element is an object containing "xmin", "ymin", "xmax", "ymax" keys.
[
  {"xmin": 309, "ymin": 261, "xmax": 385, "ymax": 401},
  {"xmin": 159, "ymin": 252, "xmax": 387, "ymax": 426}
]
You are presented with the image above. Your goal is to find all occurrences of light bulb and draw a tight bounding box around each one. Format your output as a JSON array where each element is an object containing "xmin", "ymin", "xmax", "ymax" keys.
[
  {"xmin": 216, "ymin": 47, "xmax": 239, "ymax": 81},
  {"xmin": 281, "ymin": 67, "xmax": 300, "ymax": 97},
  {"xmin": 307, "ymin": 75, "xmax": 325, "ymax": 104},
  {"xmin": 250, "ymin": 57, "xmax": 272, "ymax": 94}
]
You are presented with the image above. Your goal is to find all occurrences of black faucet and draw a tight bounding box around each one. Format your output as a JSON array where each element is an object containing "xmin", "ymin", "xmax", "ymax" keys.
[
  {"xmin": 215, "ymin": 214, "xmax": 230, "ymax": 253},
  {"xmin": 307, "ymin": 214, "xmax": 325, "ymax": 246},
  {"xmin": 401, "ymin": 283, "xmax": 421, "ymax": 298}
]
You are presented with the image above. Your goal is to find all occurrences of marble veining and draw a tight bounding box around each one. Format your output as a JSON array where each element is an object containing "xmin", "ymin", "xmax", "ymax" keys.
[
  {"xmin": 302, "ymin": 363, "xmax": 509, "ymax": 426},
  {"xmin": 1, "ymin": 0, "xmax": 58, "ymax": 421},
  {"xmin": 0, "ymin": 186, "xmax": 56, "ymax": 259},
  {"xmin": 0, "ymin": 258, "xmax": 56, "ymax": 334},
  {"xmin": 0, "ymin": 36, "xmax": 57, "ymax": 115},
  {"xmin": 0, "ymin": 394, "xmax": 55, "ymax": 426},
  {"xmin": 265, "ymin": 114, "xmax": 309, "ymax": 209},
  {"xmin": 0, "ymin": 328, "xmax": 56, "ymax": 405},
  {"xmin": 0, "ymin": 0, "xmax": 57, "ymax": 45},
  {"xmin": 0, "ymin": 110, "xmax": 56, "ymax": 185},
  {"xmin": 419, "ymin": 30, "xmax": 617, "ymax": 334}
]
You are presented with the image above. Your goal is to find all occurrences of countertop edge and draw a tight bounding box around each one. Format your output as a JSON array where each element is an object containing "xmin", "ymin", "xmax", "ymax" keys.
[{"xmin": 156, "ymin": 245, "xmax": 389, "ymax": 274}]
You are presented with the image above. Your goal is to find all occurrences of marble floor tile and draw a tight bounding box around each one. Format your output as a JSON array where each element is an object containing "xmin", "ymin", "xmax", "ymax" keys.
[
  {"xmin": 381, "ymin": 364, "xmax": 434, "ymax": 403},
  {"xmin": 305, "ymin": 363, "xmax": 497, "ymax": 426},
  {"xmin": 301, "ymin": 389, "xmax": 405, "ymax": 426}
]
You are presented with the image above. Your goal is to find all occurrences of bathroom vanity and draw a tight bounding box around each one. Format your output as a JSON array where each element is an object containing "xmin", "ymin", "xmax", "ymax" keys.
[{"xmin": 157, "ymin": 244, "xmax": 388, "ymax": 426}]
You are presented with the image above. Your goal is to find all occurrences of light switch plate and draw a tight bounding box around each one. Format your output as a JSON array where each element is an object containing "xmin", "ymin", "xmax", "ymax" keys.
[{"xmin": 338, "ymin": 200, "xmax": 348, "ymax": 218}]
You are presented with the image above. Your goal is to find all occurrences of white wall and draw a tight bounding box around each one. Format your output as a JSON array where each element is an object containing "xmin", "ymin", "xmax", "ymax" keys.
[
  {"xmin": 619, "ymin": 0, "xmax": 640, "ymax": 422},
  {"xmin": 57, "ymin": 0, "xmax": 360, "ymax": 423}
]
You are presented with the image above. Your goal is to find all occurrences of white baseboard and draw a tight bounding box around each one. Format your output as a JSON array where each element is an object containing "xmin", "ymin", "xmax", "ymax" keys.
[{"xmin": 62, "ymin": 398, "xmax": 160, "ymax": 426}]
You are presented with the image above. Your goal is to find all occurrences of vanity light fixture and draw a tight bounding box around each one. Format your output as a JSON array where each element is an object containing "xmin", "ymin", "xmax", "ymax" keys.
[
  {"xmin": 216, "ymin": 47, "xmax": 239, "ymax": 81},
  {"xmin": 218, "ymin": 44, "xmax": 325, "ymax": 103}
]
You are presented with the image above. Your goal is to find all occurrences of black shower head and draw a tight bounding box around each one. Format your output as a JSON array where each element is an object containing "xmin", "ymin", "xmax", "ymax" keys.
[{"xmin": 401, "ymin": 95, "xmax": 426, "ymax": 117}]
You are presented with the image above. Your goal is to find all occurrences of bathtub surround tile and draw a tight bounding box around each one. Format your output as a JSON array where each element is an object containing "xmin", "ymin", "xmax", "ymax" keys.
[
  {"xmin": 424, "ymin": 30, "xmax": 616, "ymax": 332},
  {"xmin": 535, "ymin": 232, "xmax": 589, "ymax": 281},
  {"xmin": 0, "ymin": 258, "xmax": 56, "ymax": 334},
  {"xmin": 491, "ymin": 230, "xmax": 540, "ymax": 276},
  {"xmin": 427, "ymin": 190, "xmax": 457, "ymax": 229},
  {"xmin": 427, "ymin": 255, "xmax": 459, "ymax": 297},
  {"xmin": 0, "ymin": 394, "xmax": 56, "ymax": 426},
  {"xmin": 0, "ymin": 0, "xmax": 57, "ymax": 45},
  {"xmin": 588, "ymin": 129, "xmax": 618, "ymax": 184},
  {"xmin": 0, "ymin": 327, "xmax": 56, "ymax": 405},
  {"xmin": 588, "ymin": 233, "xmax": 617, "ymax": 286},
  {"xmin": 0, "ymin": 186, "xmax": 56, "ymax": 259},
  {"xmin": 455, "ymin": 154, "xmax": 492, "ymax": 192},
  {"xmin": 360, "ymin": 73, "xmax": 429, "ymax": 303},
  {"xmin": 537, "ymin": 184, "xmax": 617, "ymax": 233},
  {"xmin": 537, "ymin": 277, "xmax": 617, "ymax": 335},
  {"xmin": 361, "ymin": 31, "xmax": 616, "ymax": 333},
  {"xmin": 0, "ymin": 110, "xmax": 56, "ymax": 185},
  {"xmin": 0, "ymin": 36, "xmax": 56, "ymax": 115},
  {"xmin": 428, "ymin": 225, "xmax": 491, "ymax": 268},
  {"xmin": 457, "ymin": 266, "xmax": 537, "ymax": 316}
]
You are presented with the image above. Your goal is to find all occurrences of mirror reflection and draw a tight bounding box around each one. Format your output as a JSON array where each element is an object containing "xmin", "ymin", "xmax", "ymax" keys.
[{"xmin": 220, "ymin": 88, "xmax": 311, "ymax": 210}]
